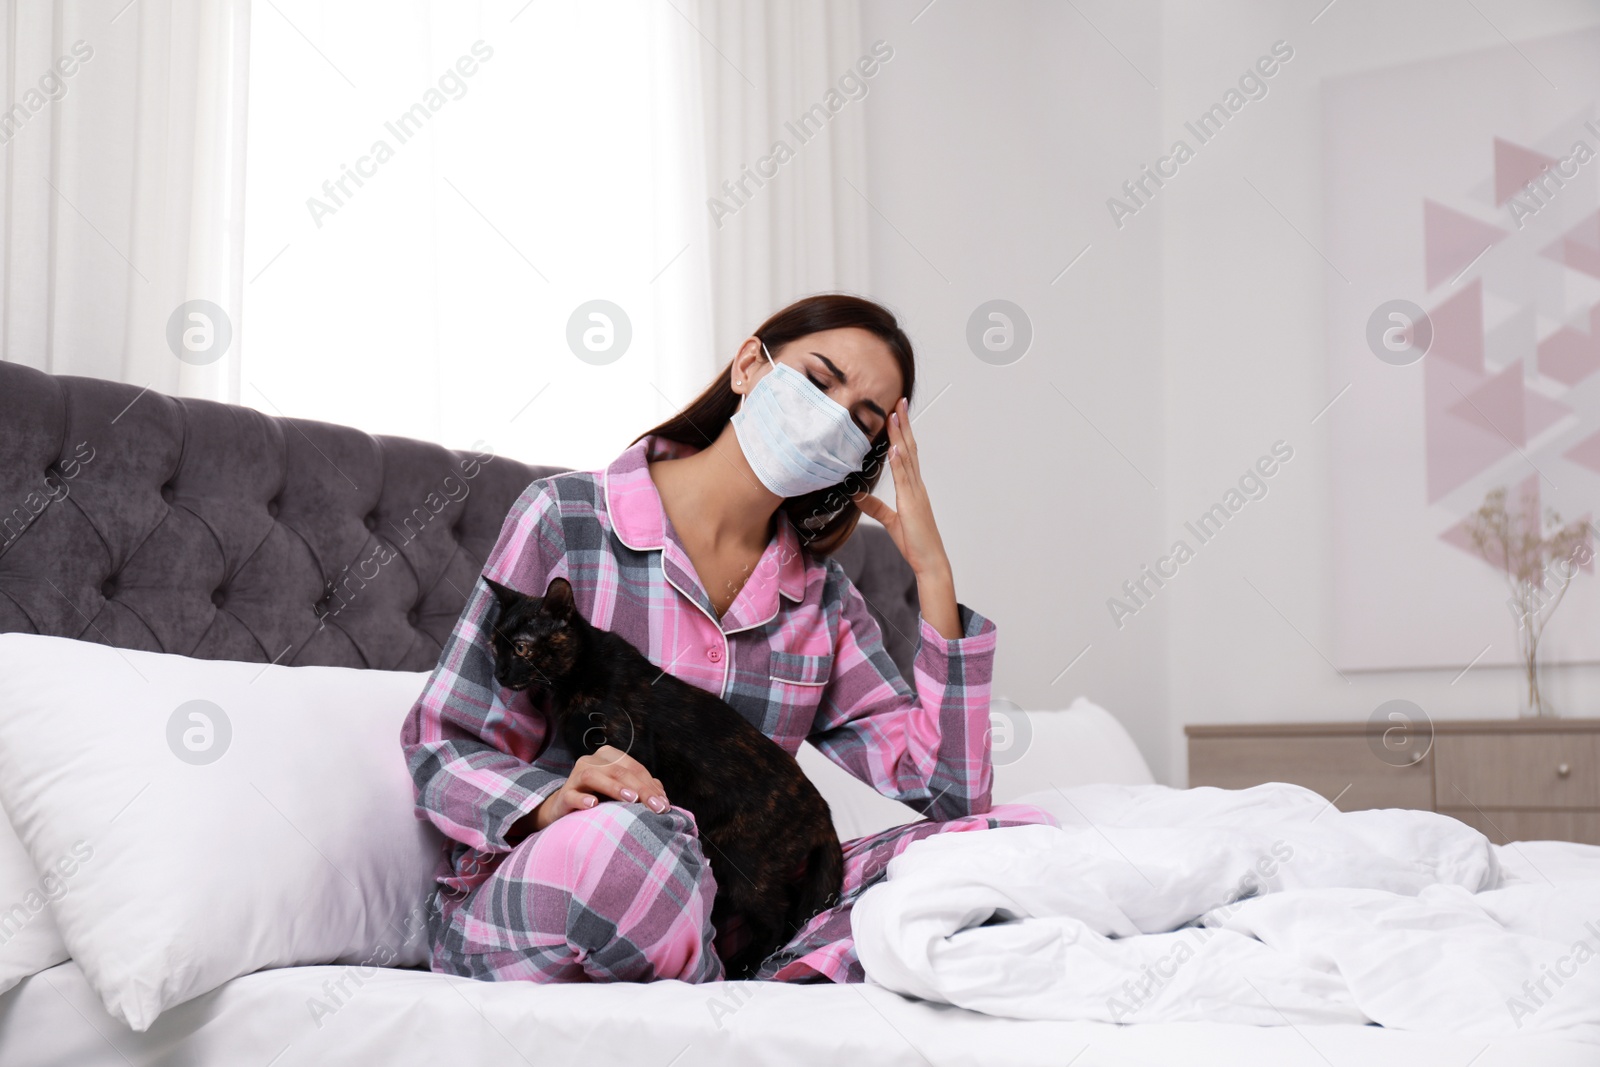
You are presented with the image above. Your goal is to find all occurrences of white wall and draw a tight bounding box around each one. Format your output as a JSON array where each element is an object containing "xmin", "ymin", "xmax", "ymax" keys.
[
  {"xmin": 1159, "ymin": 0, "xmax": 1600, "ymax": 783},
  {"xmin": 860, "ymin": 1, "xmax": 1173, "ymax": 779},
  {"xmin": 864, "ymin": 0, "xmax": 1600, "ymax": 786}
]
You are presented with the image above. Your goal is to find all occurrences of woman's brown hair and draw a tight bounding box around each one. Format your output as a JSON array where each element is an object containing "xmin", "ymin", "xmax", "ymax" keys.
[{"xmin": 635, "ymin": 293, "xmax": 916, "ymax": 555}]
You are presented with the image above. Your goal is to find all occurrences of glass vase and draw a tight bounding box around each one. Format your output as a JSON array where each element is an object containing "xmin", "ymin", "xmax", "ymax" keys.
[{"xmin": 1518, "ymin": 656, "xmax": 1553, "ymax": 718}]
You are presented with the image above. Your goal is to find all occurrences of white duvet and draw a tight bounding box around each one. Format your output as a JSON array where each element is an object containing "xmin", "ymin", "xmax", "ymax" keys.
[{"xmin": 851, "ymin": 783, "xmax": 1600, "ymax": 1043}]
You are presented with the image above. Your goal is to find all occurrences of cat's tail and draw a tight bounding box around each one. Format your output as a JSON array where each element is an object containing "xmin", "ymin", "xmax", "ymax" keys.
[{"xmin": 790, "ymin": 834, "xmax": 845, "ymax": 933}]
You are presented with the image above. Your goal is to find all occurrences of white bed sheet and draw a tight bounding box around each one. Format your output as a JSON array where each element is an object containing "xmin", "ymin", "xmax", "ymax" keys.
[{"xmin": 3, "ymin": 958, "xmax": 1596, "ymax": 1067}]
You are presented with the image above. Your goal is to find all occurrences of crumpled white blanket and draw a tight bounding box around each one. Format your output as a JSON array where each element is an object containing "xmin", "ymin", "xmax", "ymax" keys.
[{"xmin": 851, "ymin": 782, "xmax": 1600, "ymax": 1042}]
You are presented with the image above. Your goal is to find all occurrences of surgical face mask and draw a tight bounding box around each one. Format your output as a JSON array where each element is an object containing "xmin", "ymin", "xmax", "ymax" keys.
[{"xmin": 730, "ymin": 341, "xmax": 873, "ymax": 498}]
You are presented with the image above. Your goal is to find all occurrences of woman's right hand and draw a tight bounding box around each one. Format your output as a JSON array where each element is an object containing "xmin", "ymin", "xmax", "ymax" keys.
[{"xmin": 511, "ymin": 745, "xmax": 671, "ymax": 840}]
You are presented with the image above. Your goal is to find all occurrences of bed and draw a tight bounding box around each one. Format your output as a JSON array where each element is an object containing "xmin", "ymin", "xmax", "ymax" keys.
[{"xmin": 2, "ymin": 361, "xmax": 1597, "ymax": 1066}]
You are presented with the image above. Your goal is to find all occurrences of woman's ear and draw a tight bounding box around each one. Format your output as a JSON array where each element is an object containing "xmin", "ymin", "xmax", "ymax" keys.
[{"xmin": 731, "ymin": 337, "xmax": 768, "ymax": 395}]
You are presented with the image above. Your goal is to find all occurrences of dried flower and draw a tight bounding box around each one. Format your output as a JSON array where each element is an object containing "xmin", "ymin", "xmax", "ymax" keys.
[{"xmin": 1461, "ymin": 484, "xmax": 1592, "ymax": 716}]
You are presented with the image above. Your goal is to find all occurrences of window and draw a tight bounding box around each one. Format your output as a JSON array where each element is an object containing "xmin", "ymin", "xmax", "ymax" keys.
[{"xmin": 241, "ymin": 0, "xmax": 712, "ymax": 470}]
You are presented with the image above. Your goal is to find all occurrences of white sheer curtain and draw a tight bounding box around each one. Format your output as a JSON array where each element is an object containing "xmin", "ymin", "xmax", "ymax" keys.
[
  {"xmin": 1, "ymin": 0, "xmax": 251, "ymax": 399},
  {"xmin": 240, "ymin": 0, "xmax": 716, "ymax": 471},
  {"xmin": 240, "ymin": 0, "xmax": 873, "ymax": 469},
  {"xmin": 4, "ymin": 1, "xmax": 872, "ymax": 472},
  {"xmin": 698, "ymin": 0, "xmax": 871, "ymax": 359}
]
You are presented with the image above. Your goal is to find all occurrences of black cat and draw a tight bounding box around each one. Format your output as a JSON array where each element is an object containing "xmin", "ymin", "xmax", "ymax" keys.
[{"xmin": 483, "ymin": 574, "xmax": 845, "ymax": 979}]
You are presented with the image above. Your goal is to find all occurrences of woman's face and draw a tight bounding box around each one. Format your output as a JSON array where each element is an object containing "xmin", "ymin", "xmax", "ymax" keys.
[{"xmin": 738, "ymin": 327, "xmax": 904, "ymax": 440}]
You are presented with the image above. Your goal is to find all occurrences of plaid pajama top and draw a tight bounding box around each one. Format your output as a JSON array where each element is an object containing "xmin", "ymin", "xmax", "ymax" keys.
[{"xmin": 402, "ymin": 434, "xmax": 1029, "ymax": 982}]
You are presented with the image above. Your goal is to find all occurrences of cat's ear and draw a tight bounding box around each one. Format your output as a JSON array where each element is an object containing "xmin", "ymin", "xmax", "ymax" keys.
[
  {"xmin": 542, "ymin": 576, "xmax": 576, "ymax": 620},
  {"xmin": 482, "ymin": 577, "xmax": 523, "ymax": 610}
]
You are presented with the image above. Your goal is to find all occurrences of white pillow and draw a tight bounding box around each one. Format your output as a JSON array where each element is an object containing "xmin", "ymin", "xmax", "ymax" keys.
[
  {"xmin": 0, "ymin": 634, "xmax": 444, "ymax": 1030},
  {"xmin": 991, "ymin": 696, "xmax": 1156, "ymax": 798},
  {"xmin": 0, "ymin": 802, "xmax": 70, "ymax": 995},
  {"xmin": 797, "ymin": 696, "xmax": 1155, "ymax": 841},
  {"xmin": 797, "ymin": 742, "xmax": 921, "ymax": 840}
]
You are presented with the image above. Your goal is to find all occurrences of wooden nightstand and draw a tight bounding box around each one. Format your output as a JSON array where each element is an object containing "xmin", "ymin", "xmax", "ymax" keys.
[{"xmin": 1185, "ymin": 719, "xmax": 1600, "ymax": 845}]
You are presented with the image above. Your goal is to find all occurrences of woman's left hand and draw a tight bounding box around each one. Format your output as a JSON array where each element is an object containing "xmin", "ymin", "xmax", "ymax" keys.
[
  {"xmin": 855, "ymin": 399, "xmax": 962, "ymax": 639},
  {"xmin": 855, "ymin": 398, "xmax": 948, "ymax": 577}
]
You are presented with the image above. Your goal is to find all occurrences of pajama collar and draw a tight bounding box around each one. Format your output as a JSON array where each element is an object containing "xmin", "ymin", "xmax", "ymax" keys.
[{"xmin": 603, "ymin": 434, "xmax": 808, "ymax": 629}]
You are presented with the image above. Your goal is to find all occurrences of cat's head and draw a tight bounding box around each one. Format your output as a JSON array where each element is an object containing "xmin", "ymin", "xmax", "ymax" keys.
[{"xmin": 482, "ymin": 575, "xmax": 586, "ymax": 691}]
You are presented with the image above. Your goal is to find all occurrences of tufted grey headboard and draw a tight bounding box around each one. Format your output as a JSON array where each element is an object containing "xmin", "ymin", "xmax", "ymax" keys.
[{"xmin": 0, "ymin": 362, "xmax": 921, "ymax": 679}]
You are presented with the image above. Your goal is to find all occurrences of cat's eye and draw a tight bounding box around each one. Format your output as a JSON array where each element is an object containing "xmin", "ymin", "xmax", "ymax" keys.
[{"xmin": 512, "ymin": 640, "xmax": 533, "ymax": 658}]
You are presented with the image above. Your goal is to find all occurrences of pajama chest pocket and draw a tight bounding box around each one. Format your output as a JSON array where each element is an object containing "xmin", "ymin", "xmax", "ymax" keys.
[
  {"xmin": 765, "ymin": 651, "xmax": 834, "ymax": 744},
  {"xmin": 769, "ymin": 650, "xmax": 833, "ymax": 688}
]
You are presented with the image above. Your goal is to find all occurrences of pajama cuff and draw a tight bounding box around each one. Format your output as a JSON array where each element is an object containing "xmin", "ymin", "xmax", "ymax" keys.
[
  {"xmin": 915, "ymin": 603, "xmax": 997, "ymax": 660},
  {"xmin": 489, "ymin": 766, "xmax": 568, "ymax": 850}
]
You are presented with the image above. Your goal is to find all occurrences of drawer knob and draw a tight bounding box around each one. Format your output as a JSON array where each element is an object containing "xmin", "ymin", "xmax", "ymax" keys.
[{"xmin": 1557, "ymin": 763, "xmax": 1571, "ymax": 778}]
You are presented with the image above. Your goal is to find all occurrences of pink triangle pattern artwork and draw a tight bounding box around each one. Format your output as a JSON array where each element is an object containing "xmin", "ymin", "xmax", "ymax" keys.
[
  {"xmin": 1420, "ymin": 134, "xmax": 1600, "ymax": 540},
  {"xmin": 1568, "ymin": 428, "xmax": 1600, "ymax": 475},
  {"xmin": 1494, "ymin": 137, "xmax": 1558, "ymax": 205},
  {"xmin": 1423, "ymin": 199, "xmax": 1508, "ymax": 290},
  {"xmin": 1425, "ymin": 350, "xmax": 1512, "ymax": 503},
  {"xmin": 1537, "ymin": 303, "xmax": 1600, "ymax": 386},
  {"xmin": 1445, "ymin": 362, "xmax": 1572, "ymax": 446},
  {"xmin": 1325, "ymin": 48, "xmax": 1600, "ymax": 672},
  {"xmin": 1540, "ymin": 210, "xmax": 1600, "ymax": 280},
  {"xmin": 1422, "ymin": 279, "xmax": 1522, "ymax": 503}
]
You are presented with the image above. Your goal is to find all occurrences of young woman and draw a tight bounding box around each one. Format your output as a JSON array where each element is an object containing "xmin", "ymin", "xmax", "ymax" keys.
[{"xmin": 401, "ymin": 294, "xmax": 1056, "ymax": 984}]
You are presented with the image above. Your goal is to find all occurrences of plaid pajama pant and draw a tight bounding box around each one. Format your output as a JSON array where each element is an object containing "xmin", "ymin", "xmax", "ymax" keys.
[{"xmin": 428, "ymin": 798, "xmax": 1057, "ymax": 984}]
